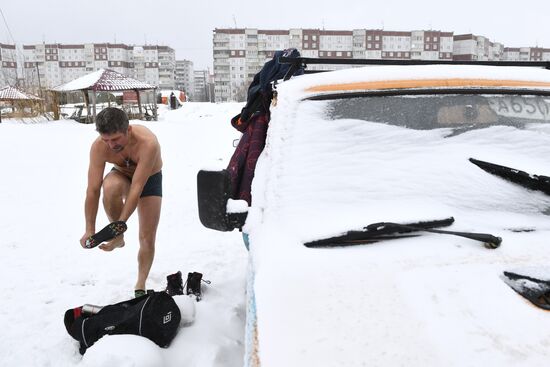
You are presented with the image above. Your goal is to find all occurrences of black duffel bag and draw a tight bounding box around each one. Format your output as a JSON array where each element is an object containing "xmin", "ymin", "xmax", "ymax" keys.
[{"xmin": 64, "ymin": 291, "xmax": 181, "ymax": 354}]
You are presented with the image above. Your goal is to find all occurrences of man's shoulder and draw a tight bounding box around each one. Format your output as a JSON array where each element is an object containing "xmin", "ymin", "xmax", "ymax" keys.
[
  {"xmin": 133, "ymin": 125, "xmax": 159, "ymax": 144},
  {"xmin": 90, "ymin": 137, "xmax": 105, "ymax": 152},
  {"xmin": 133, "ymin": 124, "xmax": 157, "ymax": 137},
  {"xmin": 89, "ymin": 138, "xmax": 109, "ymax": 162}
]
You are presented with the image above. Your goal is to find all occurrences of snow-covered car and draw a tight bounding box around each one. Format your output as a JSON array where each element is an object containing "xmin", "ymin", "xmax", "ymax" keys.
[{"xmin": 198, "ymin": 59, "xmax": 550, "ymax": 366}]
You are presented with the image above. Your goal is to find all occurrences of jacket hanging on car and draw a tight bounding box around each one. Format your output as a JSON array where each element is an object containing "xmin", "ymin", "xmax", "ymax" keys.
[{"xmin": 227, "ymin": 48, "xmax": 303, "ymax": 204}]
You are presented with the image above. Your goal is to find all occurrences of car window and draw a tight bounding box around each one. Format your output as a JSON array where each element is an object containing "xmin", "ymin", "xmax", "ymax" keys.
[
  {"xmin": 270, "ymin": 95, "xmax": 550, "ymax": 240},
  {"xmin": 325, "ymin": 94, "xmax": 550, "ymax": 131}
]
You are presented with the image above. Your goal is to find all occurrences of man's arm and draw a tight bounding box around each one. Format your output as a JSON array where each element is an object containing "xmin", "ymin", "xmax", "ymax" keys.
[
  {"xmin": 82, "ymin": 142, "xmax": 106, "ymax": 240},
  {"xmin": 117, "ymin": 142, "xmax": 159, "ymax": 222}
]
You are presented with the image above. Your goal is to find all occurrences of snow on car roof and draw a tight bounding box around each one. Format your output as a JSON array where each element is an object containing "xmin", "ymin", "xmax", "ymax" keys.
[{"xmin": 279, "ymin": 64, "xmax": 550, "ymax": 97}]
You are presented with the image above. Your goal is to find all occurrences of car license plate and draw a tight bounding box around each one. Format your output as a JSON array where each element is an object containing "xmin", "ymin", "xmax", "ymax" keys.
[{"xmin": 488, "ymin": 96, "xmax": 550, "ymax": 120}]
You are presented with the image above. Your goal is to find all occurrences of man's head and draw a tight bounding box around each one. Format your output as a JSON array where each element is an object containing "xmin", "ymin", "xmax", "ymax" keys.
[
  {"xmin": 96, "ymin": 108, "xmax": 131, "ymax": 152},
  {"xmin": 96, "ymin": 107, "xmax": 129, "ymax": 135}
]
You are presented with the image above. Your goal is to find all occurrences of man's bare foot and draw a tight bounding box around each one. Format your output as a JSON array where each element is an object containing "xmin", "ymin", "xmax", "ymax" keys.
[{"xmin": 99, "ymin": 235, "xmax": 125, "ymax": 251}]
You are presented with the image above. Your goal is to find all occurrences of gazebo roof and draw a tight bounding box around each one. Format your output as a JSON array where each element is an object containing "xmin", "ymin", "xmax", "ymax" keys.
[
  {"xmin": 52, "ymin": 69, "xmax": 156, "ymax": 92},
  {"xmin": 0, "ymin": 86, "xmax": 41, "ymax": 101}
]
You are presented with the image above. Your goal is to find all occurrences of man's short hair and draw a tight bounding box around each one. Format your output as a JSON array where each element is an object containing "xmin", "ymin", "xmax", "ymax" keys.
[{"xmin": 96, "ymin": 108, "xmax": 129, "ymax": 134}]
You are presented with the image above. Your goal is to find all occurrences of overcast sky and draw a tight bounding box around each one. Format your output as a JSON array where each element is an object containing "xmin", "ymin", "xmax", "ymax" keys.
[{"xmin": 1, "ymin": 0, "xmax": 549, "ymax": 69}]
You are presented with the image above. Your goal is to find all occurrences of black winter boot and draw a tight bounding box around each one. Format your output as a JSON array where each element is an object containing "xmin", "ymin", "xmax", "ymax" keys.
[
  {"xmin": 166, "ymin": 271, "xmax": 183, "ymax": 296},
  {"xmin": 186, "ymin": 272, "xmax": 211, "ymax": 301}
]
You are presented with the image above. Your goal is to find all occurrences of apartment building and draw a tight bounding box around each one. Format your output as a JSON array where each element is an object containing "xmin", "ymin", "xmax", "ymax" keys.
[
  {"xmin": 0, "ymin": 43, "xmax": 18, "ymax": 87},
  {"xmin": 155, "ymin": 46, "xmax": 176, "ymax": 90},
  {"xmin": 453, "ymin": 34, "xmax": 504, "ymax": 61},
  {"xmin": 193, "ymin": 69, "xmax": 214, "ymax": 102},
  {"xmin": 213, "ymin": 28, "xmax": 455, "ymax": 102},
  {"xmin": 20, "ymin": 43, "xmax": 176, "ymax": 89},
  {"xmin": 502, "ymin": 47, "xmax": 550, "ymax": 61},
  {"xmin": 175, "ymin": 59, "xmax": 194, "ymax": 97}
]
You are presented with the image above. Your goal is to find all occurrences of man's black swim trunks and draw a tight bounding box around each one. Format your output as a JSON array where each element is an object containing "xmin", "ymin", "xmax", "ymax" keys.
[{"xmin": 111, "ymin": 168, "xmax": 162, "ymax": 197}]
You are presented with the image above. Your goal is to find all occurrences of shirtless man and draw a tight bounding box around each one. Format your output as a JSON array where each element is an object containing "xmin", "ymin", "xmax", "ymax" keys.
[{"xmin": 79, "ymin": 107, "xmax": 162, "ymax": 297}]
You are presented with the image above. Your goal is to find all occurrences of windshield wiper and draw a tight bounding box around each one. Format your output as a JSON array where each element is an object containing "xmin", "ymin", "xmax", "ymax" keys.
[
  {"xmin": 305, "ymin": 217, "xmax": 501, "ymax": 249},
  {"xmin": 503, "ymin": 271, "xmax": 550, "ymax": 311},
  {"xmin": 470, "ymin": 158, "xmax": 550, "ymax": 196}
]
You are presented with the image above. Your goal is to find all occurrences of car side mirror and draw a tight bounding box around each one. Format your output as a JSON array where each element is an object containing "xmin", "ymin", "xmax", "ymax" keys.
[{"xmin": 197, "ymin": 169, "xmax": 248, "ymax": 231}]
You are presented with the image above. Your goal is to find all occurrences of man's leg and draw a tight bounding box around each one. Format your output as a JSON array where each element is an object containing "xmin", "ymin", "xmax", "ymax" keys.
[
  {"xmin": 135, "ymin": 195, "xmax": 162, "ymax": 291},
  {"xmin": 99, "ymin": 170, "xmax": 130, "ymax": 251}
]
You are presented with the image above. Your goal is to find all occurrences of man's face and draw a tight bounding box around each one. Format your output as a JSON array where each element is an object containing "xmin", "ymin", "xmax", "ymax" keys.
[{"xmin": 100, "ymin": 130, "xmax": 129, "ymax": 152}]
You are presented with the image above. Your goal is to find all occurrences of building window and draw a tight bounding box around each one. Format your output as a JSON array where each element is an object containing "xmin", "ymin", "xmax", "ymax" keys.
[
  {"xmin": 367, "ymin": 43, "xmax": 372, "ymax": 49},
  {"xmin": 336, "ymin": 51, "xmax": 342, "ymax": 57},
  {"xmin": 304, "ymin": 35, "xmax": 309, "ymax": 40},
  {"xmin": 375, "ymin": 36, "xmax": 379, "ymax": 41},
  {"xmin": 426, "ymin": 37, "xmax": 430, "ymax": 42},
  {"xmin": 434, "ymin": 37, "xmax": 438, "ymax": 41}
]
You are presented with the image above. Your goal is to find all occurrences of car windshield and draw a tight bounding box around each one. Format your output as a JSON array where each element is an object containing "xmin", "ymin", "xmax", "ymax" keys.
[
  {"xmin": 324, "ymin": 94, "xmax": 550, "ymax": 132},
  {"xmin": 269, "ymin": 91, "xmax": 550, "ymax": 242}
]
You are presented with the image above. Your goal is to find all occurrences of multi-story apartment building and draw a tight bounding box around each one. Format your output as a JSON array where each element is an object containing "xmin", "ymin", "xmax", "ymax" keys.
[
  {"xmin": 528, "ymin": 47, "xmax": 550, "ymax": 61},
  {"xmin": 175, "ymin": 59, "xmax": 194, "ymax": 97},
  {"xmin": 453, "ymin": 34, "xmax": 504, "ymax": 61},
  {"xmin": 0, "ymin": 43, "xmax": 18, "ymax": 87},
  {"xmin": 502, "ymin": 47, "xmax": 550, "ymax": 61},
  {"xmin": 193, "ymin": 69, "xmax": 214, "ymax": 102},
  {"xmin": 20, "ymin": 43, "xmax": 176, "ymax": 89},
  {"xmin": 156, "ymin": 46, "xmax": 176, "ymax": 90},
  {"xmin": 213, "ymin": 28, "xmax": 455, "ymax": 102}
]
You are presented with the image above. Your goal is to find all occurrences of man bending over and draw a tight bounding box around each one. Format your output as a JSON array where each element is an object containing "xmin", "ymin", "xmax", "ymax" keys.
[{"xmin": 80, "ymin": 107, "xmax": 163, "ymax": 297}]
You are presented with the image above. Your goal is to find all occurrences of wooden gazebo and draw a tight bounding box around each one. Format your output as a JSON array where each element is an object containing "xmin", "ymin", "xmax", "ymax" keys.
[
  {"xmin": 0, "ymin": 86, "xmax": 42, "ymax": 122},
  {"xmin": 51, "ymin": 69, "xmax": 157, "ymax": 123}
]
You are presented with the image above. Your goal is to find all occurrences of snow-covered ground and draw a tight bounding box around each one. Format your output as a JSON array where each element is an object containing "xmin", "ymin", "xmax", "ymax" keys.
[{"xmin": 0, "ymin": 103, "xmax": 248, "ymax": 367}]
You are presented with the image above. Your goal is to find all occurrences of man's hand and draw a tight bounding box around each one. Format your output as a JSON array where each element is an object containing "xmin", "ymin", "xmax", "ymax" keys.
[{"xmin": 80, "ymin": 231, "xmax": 95, "ymax": 249}]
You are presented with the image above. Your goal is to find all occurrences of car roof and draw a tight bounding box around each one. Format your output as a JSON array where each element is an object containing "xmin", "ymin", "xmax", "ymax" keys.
[{"xmin": 279, "ymin": 64, "xmax": 550, "ymax": 99}]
